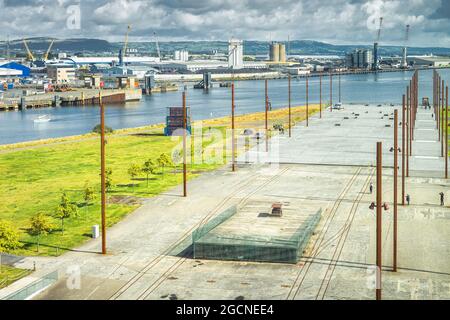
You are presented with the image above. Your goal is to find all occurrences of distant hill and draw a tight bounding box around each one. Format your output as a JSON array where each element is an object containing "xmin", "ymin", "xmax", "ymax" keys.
[
  {"xmin": 0, "ymin": 37, "xmax": 449, "ymax": 57},
  {"xmin": 0, "ymin": 37, "xmax": 114, "ymax": 54}
]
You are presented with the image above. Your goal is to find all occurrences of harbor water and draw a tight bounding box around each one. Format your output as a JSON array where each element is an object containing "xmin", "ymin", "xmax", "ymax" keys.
[{"xmin": 1, "ymin": 69, "xmax": 449, "ymax": 145}]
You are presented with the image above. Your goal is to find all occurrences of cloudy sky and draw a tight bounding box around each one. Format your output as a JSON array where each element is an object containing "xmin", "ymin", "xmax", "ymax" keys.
[{"xmin": 1, "ymin": 0, "xmax": 450, "ymax": 47}]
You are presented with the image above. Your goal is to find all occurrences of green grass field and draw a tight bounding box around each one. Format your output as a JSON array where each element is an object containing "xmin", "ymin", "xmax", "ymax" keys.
[
  {"xmin": 0, "ymin": 105, "xmax": 318, "ymax": 258},
  {"xmin": 0, "ymin": 265, "xmax": 31, "ymax": 290},
  {"xmin": 0, "ymin": 126, "xmax": 228, "ymax": 257}
]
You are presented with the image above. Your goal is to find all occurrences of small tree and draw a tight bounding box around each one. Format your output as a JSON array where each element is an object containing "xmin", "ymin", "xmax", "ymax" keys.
[
  {"xmin": 92, "ymin": 124, "xmax": 114, "ymax": 134},
  {"xmin": 55, "ymin": 193, "xmax": 78, "ymax": 235},
  {"xmin": 29, "ymin": 213, "xmax": 53, "ymax": 253},
  {"xmin": 157, "ymin": 153, "xmax": 173, "ymax": 176},
  {"xmin": 0, "ymin": 220, "xmax": 21, "ymax": 253},
  {"xmin": 142, "ymin": 159, "xmax": 157, "ymax": 187},
  {"xmin": 128, "ymin": 164, "xmax": 141, "ymax": 192},
  {"xmin": 83, "ymin": 183, "xmax": 96, "ymax": 213},
  {"xmin": 105, "ymin": 169, "xmax": 113, "ymax": 192}
]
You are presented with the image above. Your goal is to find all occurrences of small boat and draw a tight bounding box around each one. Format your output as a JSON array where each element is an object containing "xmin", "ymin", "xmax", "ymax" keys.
[{"xmin": 34, "ymin": 115, "xmax": 51, "ymax": 123}]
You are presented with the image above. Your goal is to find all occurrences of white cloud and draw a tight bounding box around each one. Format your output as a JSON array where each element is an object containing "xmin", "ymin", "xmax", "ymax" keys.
[{"xmin": 0, "ymin": 0, "xmax": 448, "ymax": 47}]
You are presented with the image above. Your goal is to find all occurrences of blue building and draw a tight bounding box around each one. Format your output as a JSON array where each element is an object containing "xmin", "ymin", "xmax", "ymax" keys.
[{"xmin": 0, "ymin": 62, "xmax": 31, "ymax": 77}]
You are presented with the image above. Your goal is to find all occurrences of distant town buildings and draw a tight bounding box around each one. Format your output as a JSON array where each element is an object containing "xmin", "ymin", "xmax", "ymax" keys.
[{"xmin": 228, "ymin": 39, "xmax": 244, "ymax": 69}]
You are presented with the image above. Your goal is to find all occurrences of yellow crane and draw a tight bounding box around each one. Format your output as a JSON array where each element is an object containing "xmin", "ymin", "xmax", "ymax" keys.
[
  {"xmin": 43, "ymin": 40, "xmax": 54, "ymax": 61},
  {"xmin": 120, "ymin": 24, "xmax": 132, "ymax": 65},
  {"xmin": 22, "ymin": 39, "xmax": 35, "ymax": 61}
]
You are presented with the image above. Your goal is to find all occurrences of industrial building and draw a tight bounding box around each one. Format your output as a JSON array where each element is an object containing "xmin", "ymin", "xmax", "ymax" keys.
[
  {"xmin": 0, "ymin": 61, "xmax": 31, "ymax": 77},
  {"xmin": 345, "ymin": 49, "xmax": 373, "ymax": 69},
  {"xmin": 174, "ymin": 50, "xmax": 189, "ymax": 62},
  {"xmin": 407, "ymin": 56, "xmax": 450, "ymax": 68},
  {"xmin": 47, "ymin": 65, "xmax": 76, "ymax": 84},
  {"xmin": 228, "ymin": 39, "xmax": 244, "ymax": 69},
  {"xmin": 269, "ymin": 42, "xmax": 287, "ymax": 63}
]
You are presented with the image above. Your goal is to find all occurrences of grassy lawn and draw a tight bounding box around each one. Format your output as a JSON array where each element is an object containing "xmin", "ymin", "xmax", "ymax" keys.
[
  {"xmin": 0, "ymin": 105, "xmax": 319, "ymax": 257},
  {"xmin": 0, "ymin": 265, "xmax": 31, "ymax": 290}
]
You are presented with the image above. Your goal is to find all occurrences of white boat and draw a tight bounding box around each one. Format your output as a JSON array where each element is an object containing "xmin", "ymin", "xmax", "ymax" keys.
[{"xmin": 34, "ymin": 115, "xmax": 51, "ymax": 123}]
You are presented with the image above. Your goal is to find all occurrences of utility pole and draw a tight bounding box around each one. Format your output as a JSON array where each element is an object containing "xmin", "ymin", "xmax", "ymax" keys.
[
  {"xmin": 100, "ymin": 92, "xmax": 107, "ymax": 255},
  {"xmin": 442, "ymin": 80, "xmax": 445, "ymax": 157},
  {"xmin": 402, "ymin": 94, "xmax": 406, "ymax": 206},
  {"xmin": 265, "ymin": 79, "xmax": 269, "ymax": 152},
  {"xmin": 339, "ymin": 70, "xmax": 342, "ymax": 103},
  {"xmin": 406, "ymin": 86, "xmax": 410, "ymax": 177},
  {"xmin": 306, "ymin": 74, "xmax": 309, "ymax": 127},
  {"xmin": 409, "ymin": 79, "xmax": 413, "ymax": 156},
  {"xmin": 393, "ymin": 110, "xmax": 398, "ymax": 272},
  {"xmin": 183, "ymin": 91, "xmax": 187, "ymax": 197},
  {"xmin": 330, "ymin": 72, "xmax": 333, "ymax": 112},
  {"xmin": 446, "ymin": 86, "xmax": 448, "ymax": 179},
  {"xmin": 232, "ymin": 83, "xmax": 236, "ymax": 172},
  {"xmin": 320, "ymin": 73, "xmax": 322, "ymax": 119},
  {"xmin": 438, "ymin": 77, "xmax": 441, "ymax": 140},
  {"xmin": 376, "ymin": 142, "xmax": 383, "ymax": 300},
  {"xmin": 288, "ymin": 74, "xmax": 292, "ymax": 138}
]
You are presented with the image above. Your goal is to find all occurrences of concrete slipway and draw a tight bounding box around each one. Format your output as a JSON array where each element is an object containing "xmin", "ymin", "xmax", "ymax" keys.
[{"xmin": 1, "ymin": 104, "xmax": 449, "ymax": 300}]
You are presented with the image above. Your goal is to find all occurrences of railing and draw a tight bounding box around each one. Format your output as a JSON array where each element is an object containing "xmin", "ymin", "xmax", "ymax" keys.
[{"xmin": 2, "ymin": 271, "xmax": 58, "ymax": 300}]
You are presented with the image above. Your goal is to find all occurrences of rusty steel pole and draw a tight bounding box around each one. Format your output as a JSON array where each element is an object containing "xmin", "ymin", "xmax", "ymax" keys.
[
  {"xmin": 438, "ymin": 77, "xmax": 441, "ymax": 139},
  {"xmin": 446, "ymin": 86, "xmax": 448, "ymax": 179},
  {"xmin": 100, "ymin": 92, "xmax": 107, "ymax": 255},
  {"xmin": 406, "ymin": 86, "xmax": 410, "ymax": 177},
  {"xmin": 338, "ymin": 70, "xmax": 341, "ymax": 103},
  {"xmin": 442, "ymin": 80, "xmax": 445, "ymax": 157},
  {"xmin": 319, "ymin": 73, "xmax": 322, "ymax": 119},
  {"xmin": 330, "ymin": 72, "xmax": 333, "ymax": 112},
  {"xmin": 306, "ymin": 74, "xmax": 309, "ymax": 127},
  {"xmin": 231, "ymin": 83, "xmax": 236, "ymax": 172},
  {"xmin": 393, "ymin": 110, "xmax": 398, "ymax": 272},
  {"xmin": 265, "ymin": 79, "xmax": 269, "ymax": 152},
  {"xmin": 409, "ymin": 80, "xmax": 413, "ymax": 156},
  {"xmin": 402, "ymin": 94, "xmax": 406, "ymax": 206},
  {"xmin": 288, "ymin": 74, "xmax": 292, "ymax": 138},
  {"xmin": 182, "ymin": 91, "xmax": 187, "ymax": 197},
  {"xmin": 376, "ymin": 142, "xmax": 383, "ymax": 300}
]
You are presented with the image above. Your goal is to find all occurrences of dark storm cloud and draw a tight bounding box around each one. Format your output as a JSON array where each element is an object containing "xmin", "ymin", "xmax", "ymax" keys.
[{"xmin": 0, "ymin": 0, "xmax": 449, "ymax": 47}]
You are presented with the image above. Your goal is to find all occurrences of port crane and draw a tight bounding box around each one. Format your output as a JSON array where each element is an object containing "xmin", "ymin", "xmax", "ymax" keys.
[
  {"xmin": 43, "ymin": 39, "xmax": 54, "ymax": 61},
  {"xmin": 22, "ymin": 39, "xmax": 35, "ymax": 61},
  {"xmin": 119, "ymin": 24, "xmax": 132, "ymax": 66},
  {"xmin": 154, "ymin": 31, "xmax": 161, "ymax": 60},
  {"xmin": 372, "ymin": 17, "xmax": 383, "ymax": 71},
  {"xmin": 401, "ymin": 24, "xmax": 410, "ymax": 69},
  {"xmin": 22, "ymin": 38, "xmax": 55, "ymax": 62}
]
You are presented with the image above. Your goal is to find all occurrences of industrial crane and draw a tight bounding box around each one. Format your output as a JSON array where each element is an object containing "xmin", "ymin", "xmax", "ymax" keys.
[
  {"xmin": 154, "ymin": 31, "xmax": 161, "ymax": 60},
  {"xmin": 43, "ymin": 39, "xmax": 54, "ymax": 61},
  {"xmin": 372, "ymin": 17, "xmax": 383, "ymax": 71},
  {"xmin": 22, "ymin": 39, "xmax": 35, "ymax": 61},
  {"xmin": 119, "ymin": 24, "xmax": 132, "ymax": 66},
  {"xmin": 401, "ymin": 25, "xmax": 410, "ymax": 69}
]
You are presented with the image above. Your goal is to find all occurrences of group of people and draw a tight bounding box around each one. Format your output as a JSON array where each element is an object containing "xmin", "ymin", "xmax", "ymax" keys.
[{"xmin": 369, "ymin": 183, "xmax": 445, "ymax": 206}]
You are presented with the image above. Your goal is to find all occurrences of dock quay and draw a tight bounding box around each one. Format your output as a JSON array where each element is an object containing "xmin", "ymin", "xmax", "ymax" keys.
[{"xmin": 0, "ymin": 88, "xmax": 142, "ymax": 111}]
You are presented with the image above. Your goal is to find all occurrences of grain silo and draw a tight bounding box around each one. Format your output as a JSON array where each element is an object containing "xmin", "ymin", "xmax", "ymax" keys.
[{"xmin": 279, "ymin": 44, "xmax": 287, "ymax": 63}]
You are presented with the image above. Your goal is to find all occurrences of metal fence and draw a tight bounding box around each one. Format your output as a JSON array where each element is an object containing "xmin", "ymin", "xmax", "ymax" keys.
[{"xmin": 2, "ymin": 271, "xmax": 58, "ymax": 300}]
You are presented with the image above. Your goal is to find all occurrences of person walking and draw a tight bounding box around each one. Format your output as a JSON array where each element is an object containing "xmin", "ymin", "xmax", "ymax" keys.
[
  {"xmin": 369, "ymin": 182, "xmax": 373, "ymax": 194},
  {"xmin": 406, "ymin": 194, "xmax": 411, "ymax": 206},
  {"xmin": 440, "ymin": 192, "xmax": 445, "ymax": 206}
]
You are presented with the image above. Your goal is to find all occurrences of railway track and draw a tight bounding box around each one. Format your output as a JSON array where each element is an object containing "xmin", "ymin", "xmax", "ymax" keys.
[
  {"xmin": 109, "ymin": 165, "xmax": 291, "ymax": 300},
  {"xmin": 286, "ymin": 167, "xmax": 364, "ymax": 300}
]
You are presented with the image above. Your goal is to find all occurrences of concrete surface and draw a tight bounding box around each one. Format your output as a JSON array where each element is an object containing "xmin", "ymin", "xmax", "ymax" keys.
[{"xmin": 0, "ymin": 103, "xmax": 449, "ymax": 301}]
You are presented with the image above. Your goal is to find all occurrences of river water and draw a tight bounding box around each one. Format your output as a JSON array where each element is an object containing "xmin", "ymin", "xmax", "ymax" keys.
[{"xmin": 1, "ymin": 68, "xmax": 449, "ymax": 145}]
